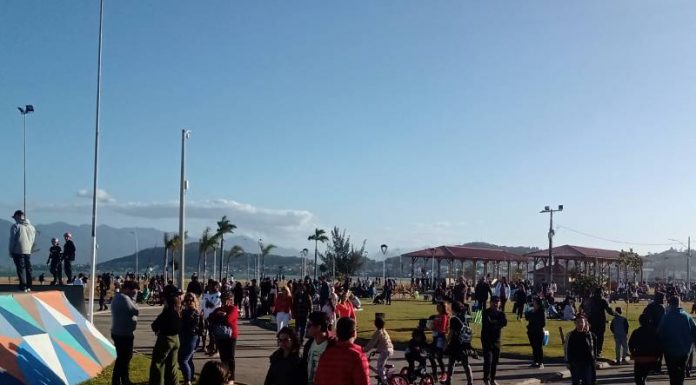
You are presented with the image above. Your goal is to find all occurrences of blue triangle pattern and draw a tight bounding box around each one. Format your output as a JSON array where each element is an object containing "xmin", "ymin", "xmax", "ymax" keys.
[{"xmin": 0, "ymin": 307, "xmax": 44, "ymax": 336}]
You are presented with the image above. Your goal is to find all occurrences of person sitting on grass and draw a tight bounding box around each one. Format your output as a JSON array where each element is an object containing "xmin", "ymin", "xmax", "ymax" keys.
[{"xmin": 364, "ymin": 317, "xmax": 394, "ymax": 385}]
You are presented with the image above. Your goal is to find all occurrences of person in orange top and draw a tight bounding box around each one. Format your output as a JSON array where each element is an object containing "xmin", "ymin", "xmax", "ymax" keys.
[
  {"xmin": 274, "ymin": 286, "xmax": 293, "ymax": 332},
  {"xmin": 335, "ymin": 291, "xmax": 356, "ymax": 321}
]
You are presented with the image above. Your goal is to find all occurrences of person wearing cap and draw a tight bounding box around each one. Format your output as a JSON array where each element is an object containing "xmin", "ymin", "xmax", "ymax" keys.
[
  {"xmin": 481, "ymin": 296, "xmax": 507, "ymax": 385},
  {"xmin": 9, "ymin": 210, "xmax": 36, "ymax": 292},
  {"xmin": 63, "ymin": 232, "xmax": 76, "ymax": 282}
]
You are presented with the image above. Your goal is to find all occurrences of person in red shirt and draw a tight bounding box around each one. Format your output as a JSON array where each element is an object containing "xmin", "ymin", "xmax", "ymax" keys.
[
  {"xmin": 314, "ymin": 317, "xmax": 370, "ymax": 385},
  {"xmin": 211, "ymin": 292, "xmax": 239, "ymax": 381},
  {"xmin": 274, "ymin": 286, "xmax": 293, "ymax": 332},
  {"xmin": 335, "ymin": 291, "xmax": 356, "ymax": 321}
]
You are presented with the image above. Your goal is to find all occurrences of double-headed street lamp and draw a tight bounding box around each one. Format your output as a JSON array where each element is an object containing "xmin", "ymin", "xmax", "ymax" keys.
[
  {"xmin": 540, "ymin": 205, "xmax": 563, "ymax": 285},
  {"xmin": 669, "ymin": 237, "xmax": 691, "ymax": 287},
  {"xmin": 17, "ymin": 105, "xmax": 34, "ymax": 215}
]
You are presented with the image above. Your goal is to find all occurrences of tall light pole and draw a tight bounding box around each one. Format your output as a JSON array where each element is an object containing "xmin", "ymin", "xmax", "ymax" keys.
[
  {"xmin": 540, "ymin": 205, "xmax": 563, "ymax": 285},
  {"xmin": 88, "ymin": 0, "xmax": 105, "ymax": 324},
  {"xmin": 178, "ymin": 129, "xmax": 191, "ymax": 288},
  {"xmin": 381, "ymin": 244, "xmax": 388, "ymax": 282},
  {"xmin": 300, "ymin": 248, "xmax": 309, "ymax": 279},
  {"xmin": 17, "ymin": 105, "xmax": 34, "ymax": 215},
  {"xmin": 257, "ymin": 238, "xmax": 263, "ymax": 282},
  {"xmin": 130, "ymin": 230, "xmax": 139, "ymax": 277},
  {"xmin": 669, "ymin": 237, "xmax": 691, "ymax": 288}
]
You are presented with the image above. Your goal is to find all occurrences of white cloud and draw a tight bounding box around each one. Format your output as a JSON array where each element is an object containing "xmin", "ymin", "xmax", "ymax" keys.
[{"xmin": 76, "ymin": 188, "xmax": 115, "ymax": 203}]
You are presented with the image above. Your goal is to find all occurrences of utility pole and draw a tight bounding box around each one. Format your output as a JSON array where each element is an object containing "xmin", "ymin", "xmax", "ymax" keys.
[
  {"xmin": 688, "ymin": 236, "xmax": 691, "ymax": 289},
  {"xmin": 540, "ymin": 205, "xmax": 563, "ymax": 285}
]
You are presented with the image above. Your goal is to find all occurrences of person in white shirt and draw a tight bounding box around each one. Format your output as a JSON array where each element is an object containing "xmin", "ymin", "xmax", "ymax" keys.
[
  {"xmin": 304, "ymin": 311, "xmax": 330, "ymax": 385},
  {"xmin": 201, "ymin": 281, "xmax": 222, "ymax": 354}
]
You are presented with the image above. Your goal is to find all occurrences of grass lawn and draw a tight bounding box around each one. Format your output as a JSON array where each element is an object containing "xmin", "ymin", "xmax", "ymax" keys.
[
  {"xmin": 80, "ymin": 354, "xmax": 156, "ymax": 385},
  {"xmin": 354, "ymin": 298, "xmax": 681, "ymax": 360}
]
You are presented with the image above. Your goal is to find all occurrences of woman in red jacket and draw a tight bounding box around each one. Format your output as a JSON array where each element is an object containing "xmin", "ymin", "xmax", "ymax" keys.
[
  {"xmin": 210, "ymin": 292, "xmax": 239, "ymax": 381},
  {"xmin": 274, "ymin": 286, "xmax": 293, "ymax": 332}
]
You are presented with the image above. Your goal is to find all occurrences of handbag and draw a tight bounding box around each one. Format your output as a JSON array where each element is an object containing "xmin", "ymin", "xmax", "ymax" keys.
[{"xmin": 211, "ymin": 323, "xmax": 231, "ymax": 340}]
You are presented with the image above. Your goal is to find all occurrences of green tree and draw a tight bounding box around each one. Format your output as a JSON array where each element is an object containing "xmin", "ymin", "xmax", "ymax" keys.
[
  {"xmin": 216, "ymin": 216, "xmax": 237, "ymax": 281},
  {"xmin": 199, "ymin": 227, "xmax": 218, "ymax": 279},
  {"xmin": 260, "ymin": 242, "xmax": 276, "ymax": 278},
  {"xmin": 308, "ymin": 228, "xmax": 329, "ymax": 280},
  {"xmin": 226, "ymin": 245, "xmax": 245, "ymax": 279},
  {"xmin": 321, "ymin": 227, "xmax": 366, "ymax": 279},
  {"xmin": 569, "ymin": 269, "xmax": 604, "ymax": 299},
  {"xmin": 618, "ymin": 249, "xmax": 642, "ymax": 284}
]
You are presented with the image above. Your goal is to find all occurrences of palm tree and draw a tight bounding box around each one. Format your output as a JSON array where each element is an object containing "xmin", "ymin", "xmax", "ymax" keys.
[
  {"xmin": 226, "ymin": 245, "xmax": 245, "ymax": 279},
  {"xmin": 308, "ymin": 228, "xmax": 329, "ymax": 281},
  {"xmin": 216, "ymin": 216, "xmax": 237, "ymax": 282},
  {"xmin": 200, "ymin": 227, "xmax": 218, "ymax": 280},
  {"xmin": 260, "ymin": 242, "xmax": 276, "ymax": 279},
  {"xmin": 197, "ymin": 227, "xmax": 212, "ymax": 278},
  {"xmin": 168, "ymin": 234, "xmax": 182, "ymax": 284}
]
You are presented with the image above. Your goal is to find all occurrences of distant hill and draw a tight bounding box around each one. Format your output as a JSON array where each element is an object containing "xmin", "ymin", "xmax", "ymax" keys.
[{"xmin": 0, "ymin": 219, "xmax": 298, "ymax": 265}]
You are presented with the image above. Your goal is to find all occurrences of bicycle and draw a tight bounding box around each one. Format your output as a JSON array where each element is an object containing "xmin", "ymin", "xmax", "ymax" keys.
[
  {"xmin": 398, "ymin": 350, "xmax": 438, "ymax": 385},
  {"xmin": 368, "ymin": 351, "xmax": 409, "ymax": 385}
]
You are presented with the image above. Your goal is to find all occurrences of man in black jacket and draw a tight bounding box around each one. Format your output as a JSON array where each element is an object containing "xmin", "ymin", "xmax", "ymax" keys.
[
  {"xmin": 585, "ymin": 288, "xmax": 615, "ymax": 357},
  {"xmin": 63, "ymin": 232, "xmax": 76, "ymax": 283},
  {"xmin": 642, "ymin": 292, "xmax": 665, "ymax": 373},
  {"xmin": 629, "ymin": 313, "xmax": 662, "ymax": 385},
  {"xmin": 481, "ymin": 296, "xmax": 507, "ymax": 385},
  {"xmin": 475, "ymin": 278, "xmax": 493, "ymax": 310},
  {"xmin": 566, "ymin": 316, "xmax": 597, "ymax": 385}
]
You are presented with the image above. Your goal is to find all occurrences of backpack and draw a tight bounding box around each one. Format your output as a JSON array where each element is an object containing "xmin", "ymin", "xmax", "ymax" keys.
[
  {"xmin": 451, "ymin": 315, "xmax": 473, "ymax": 345},
  {"xmin": 209, "ymin": 310, "xmax": 231, "ymax": 340}
]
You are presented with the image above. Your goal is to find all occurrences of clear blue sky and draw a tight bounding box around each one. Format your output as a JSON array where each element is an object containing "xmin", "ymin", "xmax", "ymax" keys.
[{"xmin": 2, "ymin": 1, "xmax": 696, "ymax": 256}]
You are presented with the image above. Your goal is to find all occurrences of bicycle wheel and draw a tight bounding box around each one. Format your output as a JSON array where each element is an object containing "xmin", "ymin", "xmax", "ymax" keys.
[
  {"xmin": 418, "ymin": 374, "xmax": 435, "ymax": 385},
  {"xmin": 399, "ymin": 367, "xmax": 409, "ymax": 376},
  {"xmin": 388, "ymin": 374, "xmax": 410, "ymax": 385}
]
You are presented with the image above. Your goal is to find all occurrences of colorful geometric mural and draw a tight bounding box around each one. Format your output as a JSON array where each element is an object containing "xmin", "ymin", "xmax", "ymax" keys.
[{"xmin": 0, "ymin": 291, "xmax": 115, "ymax": 385}]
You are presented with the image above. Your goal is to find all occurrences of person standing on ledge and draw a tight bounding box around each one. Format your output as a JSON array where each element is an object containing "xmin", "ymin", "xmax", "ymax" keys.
[
  {"xmin": 62, "ymin": 232, "xmax": 76, "ymax": 283},
  {"xmin": 9, "ymin": 210, "xmax": 36, "ymax": 292}
]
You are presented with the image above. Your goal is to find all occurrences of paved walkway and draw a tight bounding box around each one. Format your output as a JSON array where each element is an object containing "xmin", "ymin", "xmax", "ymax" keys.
[{"xmin": 92, "ymin": 305, "xmax": 649, "ymax": 385}]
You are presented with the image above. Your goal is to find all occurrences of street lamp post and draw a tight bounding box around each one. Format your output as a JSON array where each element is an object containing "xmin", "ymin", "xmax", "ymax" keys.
[
  {"xmin": 300, "ymin": 248, "xmax": 309, "ymax": 279},
  {"xmin": 669, "ymin": 237, "xmax": 691, "ymax": 288},
  {"xmin": 17, "ymin": 105, "xmax": 34, "ymax": 215},
  {"xmin": 257, "ymin": 238, "xmax": 263, "ymax": 282},
  {"xmin": 178, "ymin": 129, "xmax": 191, "ymax": 288},
  {"xmin": 540, "ymin": 205, "xmax": 563, "ymax": 285},
  {"xmin": 381, "ymin": 244, "xmax": 388, "ymax": 282},
  {"xmin": 88, "ymin": 0, "xmax": 105, "ymax": 324},
  {"xmin": 130, "ymin": 230, "xmax": 139, "ymax": 278}
]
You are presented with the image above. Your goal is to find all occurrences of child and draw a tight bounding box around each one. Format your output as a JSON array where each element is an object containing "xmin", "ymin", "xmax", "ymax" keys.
[
  {"xmin": 242, "ymin": 290, "xmax": 250, "ymax": 319},
  {"xmin": 565, "ymin": 315, "xmax": 597, "ymax": 385},
  {"xmin": 609, "ymin": 307, "xmax": 629, "ymax": 365},
  {"xmin": 364, "ymin": 317, "xmax": 394, "ymax": 384},
  {"xmin": 445, "ymin": 301, "xmax": 474, "ymax": 385},
  {"xmin": 629, "ymin": 313, "xmax": 662, "ymax": 385},
  {"xmin": 405, "ymin": 328, "xmax": 429, "ymax": 380},
  {"xmin": 46, "ymin": 238, "xmax": 63, "ymax": 285}
]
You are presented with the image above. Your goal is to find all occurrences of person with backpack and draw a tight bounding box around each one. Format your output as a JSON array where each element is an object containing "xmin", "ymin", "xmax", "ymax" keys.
[
  {"xmin": 179, "ymin": 292, "xmax": 204, "ymax": 385},
  {"xmin": 444, "ymin": 301, "xmax": 474, "ymax": 385},
  {"xmin": 431, "ymin": 302, "xmax": 449, "ymax": 381},
  {"xmin": 481, "ymin": 296, "xmax": 507, "ymax": 385},
  {"xmin": 629, "ymin": 313, "xmax": 662, "ymax": 385},
  {"xmin": 209, "ymin": 291, "xmax": 239, "ymax": 382},
  {"xmin": 525, "ymin": 297, "xmax": 546, "ymax": 368}
]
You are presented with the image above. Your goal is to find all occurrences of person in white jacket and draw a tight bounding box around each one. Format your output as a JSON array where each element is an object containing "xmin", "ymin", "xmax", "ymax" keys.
[
  {"xmin": 9, "ymin": 210, "xmax": 36, "ymax": 292},
  {"xmin": 201, "ymin": 281, "xmax": 222, "ymax": 354},
  {"xmin": 494, "ymin": 277, "xmax": 511, "ymax": 312}
]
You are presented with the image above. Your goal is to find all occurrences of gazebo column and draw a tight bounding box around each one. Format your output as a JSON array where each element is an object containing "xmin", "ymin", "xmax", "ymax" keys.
[
  {"xmin": 436, "ymin": 258, "xmax": 442, "ymax": 281},
  {"xmin": 411, "ymin": 257, "xmax": 416, "ymax": 283},
  {"xmin": 564, "ymin": 259, "xmax": 569, "ymax": 291},
  {"xmin": 473, "ymin": 259, "xmax": 478, "ymax": 282},
  {"xmin": 507, "ymin": 260, "xmax": 511, "ymax": 279},
  {"xmin": 483, "ymin": 261, "xmax": 488, "ymax": 279}
]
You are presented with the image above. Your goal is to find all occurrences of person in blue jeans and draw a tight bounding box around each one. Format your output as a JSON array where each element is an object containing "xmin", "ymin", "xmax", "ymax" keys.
[
  {"xmin": 179, "ymin": 292, "xmax": 203, "ymax": 385},
  {"xmin": 657, "ymin": 295, "xmax": 696, "ymax": 385},
  {"xmin": 565, "ymin": 316, "xmax": 597, "ymax": 385}
]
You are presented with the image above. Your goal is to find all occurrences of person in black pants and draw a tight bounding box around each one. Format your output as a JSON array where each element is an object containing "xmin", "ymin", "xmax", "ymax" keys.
[
  {"xmin": 525, "ymin": 297, "xmax": 546, "ymax": 368},
  {"xmin": 63, "ymin": 232, "xmax": 76, "ymax": 282},
  {"xmin": 481, "ymin": 296, "xmax": 507, "ymax": 385},
  {"xmin": 111, "ymin": 281, "xmax": 139, "ymax": 385},
  {"xmin": 585, "ymin": 288, "xmax": 615, "ymax": 358},
  {"xmin": 629, "ymin": 313, "xmax": 662, "ymax": 385}
]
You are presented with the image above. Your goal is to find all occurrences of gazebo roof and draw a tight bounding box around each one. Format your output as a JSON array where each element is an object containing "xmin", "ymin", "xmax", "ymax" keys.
[
  {"xmin": 524, "ymin": 244, "xmax": 621, "ymax": 261},
  {"xmin": 402, "ymin": 245, "xmax": 525, "ymax": 262}
]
